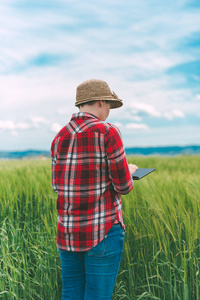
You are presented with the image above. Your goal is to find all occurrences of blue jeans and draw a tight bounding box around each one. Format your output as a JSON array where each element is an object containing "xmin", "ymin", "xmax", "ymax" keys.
[{"xmin": 58, "ymin": 223, "xmax": 125, "ymax": 300}]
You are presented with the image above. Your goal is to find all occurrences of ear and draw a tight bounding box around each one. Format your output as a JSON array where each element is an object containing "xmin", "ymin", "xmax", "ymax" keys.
[{"xmin": 98, "ymin": 100, "xmax": 103, "ymax": 107}]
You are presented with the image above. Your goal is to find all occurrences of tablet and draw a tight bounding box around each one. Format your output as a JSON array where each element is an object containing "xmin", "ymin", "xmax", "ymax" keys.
[{"xmin": 132, "ymin": 168, "xmax": 155, "ymax": 180}]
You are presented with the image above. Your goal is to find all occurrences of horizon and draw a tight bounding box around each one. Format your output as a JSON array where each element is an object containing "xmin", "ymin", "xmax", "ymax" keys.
[
  {"xmin": 1, "ymin": 144, "xmax": 200, "ymax": 153},
  {"xmin": 0, "ymin": 0, "xmax": 200, "ymax": 150}
]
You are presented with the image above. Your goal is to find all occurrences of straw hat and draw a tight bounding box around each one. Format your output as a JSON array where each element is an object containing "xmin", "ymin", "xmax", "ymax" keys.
[{"xmin": 75, "ymin": 79, "xmax": 123, "ymax": 109}]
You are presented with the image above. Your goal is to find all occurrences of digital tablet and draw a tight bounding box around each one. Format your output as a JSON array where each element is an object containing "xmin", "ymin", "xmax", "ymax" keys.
[{"xmin": 132, "ymin": 168, "xmax": 155, "ymax": 180}]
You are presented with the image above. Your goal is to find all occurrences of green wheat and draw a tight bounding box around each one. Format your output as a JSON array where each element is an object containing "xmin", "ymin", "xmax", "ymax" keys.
[{"xmin": 0, "ymin": 156, "xmax": 200, "ymax": 299}]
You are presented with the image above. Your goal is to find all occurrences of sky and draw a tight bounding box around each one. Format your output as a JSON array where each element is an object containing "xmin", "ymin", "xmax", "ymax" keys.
[{"xmin": 0, "ymin": 0, "xmax": 200, "ymax": 151}]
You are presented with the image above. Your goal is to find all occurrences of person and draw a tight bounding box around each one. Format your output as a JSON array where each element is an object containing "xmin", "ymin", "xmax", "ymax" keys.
[{"xmin": 51, "ymin": 79, "xmax": 138, "ymax": 300}]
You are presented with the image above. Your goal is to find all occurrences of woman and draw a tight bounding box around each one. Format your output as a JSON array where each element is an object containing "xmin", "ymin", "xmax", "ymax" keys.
[{"xmin": 51, "ymin": 79, "xmax": 138, "ymax": 300}]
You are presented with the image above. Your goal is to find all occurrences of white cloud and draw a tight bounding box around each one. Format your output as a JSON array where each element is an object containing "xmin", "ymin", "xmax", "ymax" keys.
[
  {"xmin": 11, "ymin": 131, "xmax": 19, "ymax": 136},
  {"xmin": 0, "ymin": 120, "xmax": 15, "ymax": 130},
  {"xmin": 171, "ymin": 109, "xmax": 185, "ymax": 118},
  {"xmin": 31, "ymin": 116, "xmax": 49, "ymax": 127},
  {"xmin": 124, "ymin": 125, "xmax": 200, "ymax": 148},
  {"xmin": 17, "ymin": 122, "xmax": 30, "ymax": 129},
  {"xmin": 113, "ymin": 121, "xmax": 123, "ymax": 128},
  {"xmin": 31, "ymin": 116, "xmax": 49, "ymax": 123},
  {"xmin": 164, "ymin": 109, "xmax": 185, "ymax": 120},
  {"xmin": 51, "ymin": 123, "xmax": 62, "ymax": 133},
  {"xmin": 196, "ymin": 95, "xmax": 200, "ymax": 101},
  {"xmin": 0, "ymin": 120, "xmax": 30, "ymax": 130},
  {"xmin": 57, "ymin": 105, "xmax": 76, "ymax": 117},
  {"xmin": 129, "ymin": 102, "xmax": 161, "ymax": 117},
  {"xmin": 131, "ymin": 116, "xmax": 142, "ymax": 122},
  {"xmin": 0, "ymin": 0, "xmax": 200, "ymax": 150},
  {"xmin": 126, "ymin": 123, "xmax": 149, "ymax": 130}
]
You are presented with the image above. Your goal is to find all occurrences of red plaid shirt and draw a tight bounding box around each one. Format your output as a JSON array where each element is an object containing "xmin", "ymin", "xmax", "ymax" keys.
[{"xmin": 51, "ymin": 112, "xmax": 134, "ymax": 251}]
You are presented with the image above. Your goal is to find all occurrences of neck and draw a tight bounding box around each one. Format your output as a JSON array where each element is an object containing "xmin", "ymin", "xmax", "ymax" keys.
[{"xmin": 79, "ymin": 105, "xmax": 100, "ymax": 119}]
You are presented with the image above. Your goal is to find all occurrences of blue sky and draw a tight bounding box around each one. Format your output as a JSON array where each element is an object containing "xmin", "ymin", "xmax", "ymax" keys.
[{"xmin": 0, "ymin": 0, "xmax": 200, "ymax": 150}]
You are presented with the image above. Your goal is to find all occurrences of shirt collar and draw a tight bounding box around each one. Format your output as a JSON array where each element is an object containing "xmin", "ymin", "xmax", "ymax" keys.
[{"xmin": 71, "ymin": 112, "xmax": 100, "ymax": 121}]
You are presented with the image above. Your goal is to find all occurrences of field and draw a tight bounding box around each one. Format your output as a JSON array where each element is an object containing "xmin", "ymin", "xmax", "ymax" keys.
[{"xmin": 0, "ymin": 156, "xmax": 200, "ymax": 299}]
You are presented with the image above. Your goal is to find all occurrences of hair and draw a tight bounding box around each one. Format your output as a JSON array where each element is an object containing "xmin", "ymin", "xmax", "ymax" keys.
[{"xmin": 77, "ymin": 100, "xmax": 110, "ymax": 109}]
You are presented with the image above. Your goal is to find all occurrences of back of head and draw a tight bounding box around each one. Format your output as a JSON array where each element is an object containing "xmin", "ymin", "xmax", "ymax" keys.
[{"xmin": 75, "ymin": 79, "xmax": 123, "ymax": 109}]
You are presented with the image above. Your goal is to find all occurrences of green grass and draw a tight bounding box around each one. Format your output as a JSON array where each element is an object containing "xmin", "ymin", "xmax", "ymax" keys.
[{"xmin": 0, "ymin": 156, "xmax": 200, "ymax": 299}]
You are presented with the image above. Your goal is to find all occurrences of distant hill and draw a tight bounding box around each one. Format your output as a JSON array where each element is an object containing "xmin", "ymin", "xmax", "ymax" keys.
[
  {"xmin": 0, "ymin": 150, "xmax": 50, "ymax": 159},
  {"xmin": 0, "ymin": 146, "xmax": 200, "ymax": 159},
  {"xmin": 125, "ymin": 145, "xmax": 200, "ymax": 156}
]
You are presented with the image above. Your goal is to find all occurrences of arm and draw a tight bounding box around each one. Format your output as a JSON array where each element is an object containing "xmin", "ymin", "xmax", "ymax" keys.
[
  {"xmin": 105, "ymin": 125, "xmax": 134, "ymax": 195},
  {"xmin": 50, "ymin": 137, "xmax": 59, "ymax": 193}
]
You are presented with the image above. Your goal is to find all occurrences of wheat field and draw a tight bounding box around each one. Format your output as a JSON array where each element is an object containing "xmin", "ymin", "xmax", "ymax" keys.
[{"xmin": 0, "ymin": 156, "xmax": 199, "ymax": 299}]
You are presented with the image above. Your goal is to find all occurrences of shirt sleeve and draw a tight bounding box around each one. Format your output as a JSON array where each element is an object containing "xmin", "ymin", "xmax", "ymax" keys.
[
  {"xmin": 105, "ymin": 125, "xmax": 134, "ymax": 195},
  {"xmin": 50, "ymin": 137, "xmax": 59, "ymax": 193}
]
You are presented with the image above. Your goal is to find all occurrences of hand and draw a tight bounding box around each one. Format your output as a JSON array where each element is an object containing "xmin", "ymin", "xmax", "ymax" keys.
[{"xmin": 128, "ymin": 164, "xmax": 138, "ymax": 175}]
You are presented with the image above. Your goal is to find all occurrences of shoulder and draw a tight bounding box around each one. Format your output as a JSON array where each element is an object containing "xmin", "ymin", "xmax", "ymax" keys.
[
  {"xmin": 103, "ymin": 123, "xmax": 123, "ymax": 149},
  {"xmin": 86, "ymin": 119, "xmax": 112, "ymax": 134},
  {"xmin": 51, "ymin": 125, "xmax": 68, "ymax": 147},
  {"xmin": 105, "ymin": 123, "xmax": 122, "ymax": 139},
  {"xmin": 93, "ymin": 120, "xmax": 120, "ymax": 134}
]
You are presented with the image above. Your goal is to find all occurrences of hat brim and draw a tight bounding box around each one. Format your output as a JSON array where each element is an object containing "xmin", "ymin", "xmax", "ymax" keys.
[
  {"xmin": 109, "ymin": 99, "xmax": 123, "ymax": 109},
  {"xmin": 75, "ymin": 97, "xmax": 123, "ymax": 109}
]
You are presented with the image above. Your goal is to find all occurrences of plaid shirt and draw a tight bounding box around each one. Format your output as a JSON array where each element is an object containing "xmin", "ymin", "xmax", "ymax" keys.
[{"xmin": 51, "ymin": 112, "xmax": 133, "ymax": 251}]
